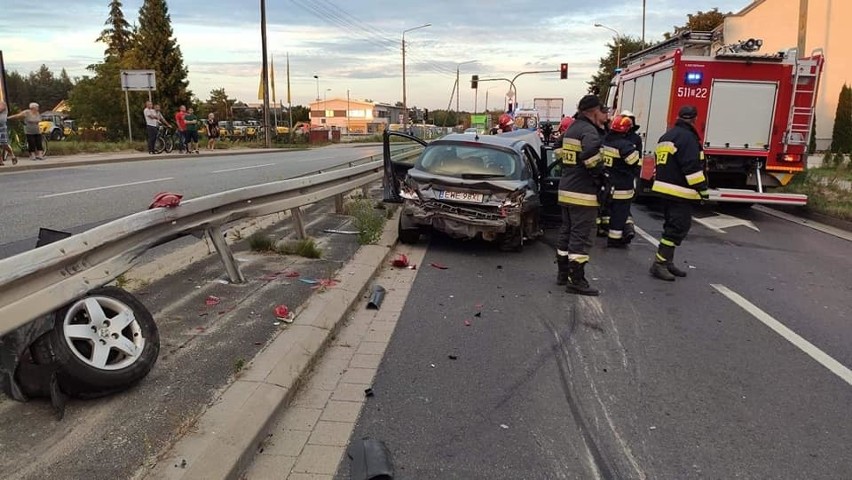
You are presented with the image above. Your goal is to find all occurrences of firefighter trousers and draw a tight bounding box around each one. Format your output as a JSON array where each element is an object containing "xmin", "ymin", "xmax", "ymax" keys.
[
  {"xmin": 656, "ymin": 199, "xmax": 693, "ymax": 262},
  {"xmin": 607, "ymin": 199, "xmax": 632, "ymax": 241},
  {"xmin": 557, "ymin": 205, "xmax": 597, "ymax": 263}
]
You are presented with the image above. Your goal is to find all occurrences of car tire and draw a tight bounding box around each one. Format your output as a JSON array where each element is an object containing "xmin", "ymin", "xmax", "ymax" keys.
[
  {"xmin": 31, "ymin": 287, "xmax": 160, "ymax": 398},
  {"xmin": 50, "ymin": 129, "xmax": 63, "ymax": 141},
  {"xmin": 499, "ymin": 225, "xmax": 524, "ymax": 253},
  {"xmin": 398, "ymin": 215, "xmax": 420, "ymax": 244}
]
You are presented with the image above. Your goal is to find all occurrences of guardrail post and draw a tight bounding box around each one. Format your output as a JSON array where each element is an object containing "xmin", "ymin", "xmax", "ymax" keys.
[
  {"xmin": 290, "ymin": 207, "xmax": 306, "ymax": 239},
  {"xmin": 206, "ymin": 227, "xmax": 245, "ymax": 284},
  {"xmin": 361, "ymin": 185, "xmax": 370, "ymax": 198},
  {"xmin": 334, "ymin": 194, "xmax": 345, "ymax": 214}
]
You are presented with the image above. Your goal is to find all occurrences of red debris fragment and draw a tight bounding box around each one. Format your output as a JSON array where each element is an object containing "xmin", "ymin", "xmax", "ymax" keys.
[
  {"xmin": 148, "ymin": 192, "xmax": 183, "ymax": 209},
  {"xmin": 285, "ymin": 271, "xmax": 301, "ymax": 278},
  {"xmin": 430, "ymin": 262, "xmax": 448, "ymax": 270},
  {"xmin": 311, "ymin": 278, "xmax": 339, "ymax": 290},
  {"xmin": 273, "ymin": 305, "xmax": 290, "ymax": 319},
  {"xmin": 205, "ymin": 295, "xmax": 221, "ymax": 306},
  {"xmin": 464, "ymin": 319, "xmax": 471, "ymax": 327},
  {"xmin": 392, "ymin": 254, "xmax": 410, "ymax": 268}
]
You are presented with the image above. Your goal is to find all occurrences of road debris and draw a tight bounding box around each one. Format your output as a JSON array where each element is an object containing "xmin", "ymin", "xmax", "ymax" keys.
[
  {"xmin": 364, "ymin": 387, "xmax": 374, "ymax": 397},
  {"xmin": 430, "ymin": 363, "xmax": 436, "ymax": 368},
  {"xmin": 430, "ymin": 262, "xmax": 449, "ymax": 270},
  {"xmin": 274, "ymin": 305, "xmax": 295, "ymax": 323},
  {"xmin": 448, "ymin": 355, "xmax": 458, "ymax": 360},
  {"xmin": 392, "ymin": 253, "xmax": 416, "ymax": 269},
  {"xmin": 299, "ymin": 278, "xmax": 319, "ymax": 285},
  {"xmin": 367, "ymin": 285, "xmax": 387, "ymax": 310},
  {"xmin": 323, "ymin": 229, "xmax": 359, "ymax": 235},
  {"xmin": 464, "ymin": 320, "xmax": 471, "ymax": 327},
  {"xmin": 312, "ymin": 278, "xmax": 339, "ymax": 291},
  {"xmin": 649, "ymin": 426, "xmax": 657, "ymax": 431},
  {"xmin": 500, "ymin": 424, "xmax": 509, "ymax": 429},
  {"xmin": 285, "ymin": 271, "xmax": 301, "ymax": 278},
  {"xmin": 149, "ymin": 192, "xmax": 183, "ymax": 209},
  {"xmin": 205, "ymin": 295, "xmax": 221, "ymax": 306}
]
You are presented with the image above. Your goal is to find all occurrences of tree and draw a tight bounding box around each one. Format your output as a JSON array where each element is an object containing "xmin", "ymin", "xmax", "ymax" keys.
[
  {"xmin": 68, "ymin": 59, "xmax": 147, "ymax": 140},
  {"xmin": 202, "ymin": 88, "xmax": 235, "ymax": 120},
  {"xmin": 666, "ymin": 8, "xmax": 728, "ymax": 38},
  {"xmin": 4, "ymin": 66, "xmax": 75, "ymax": 112},
  {"xmin": 5, "ymin": 71, "xmax": 29, "ymax": 111},
  {"xmin": 830, "ymin": 84, "xmax": 852, "ymax": 154},
  {"xmin": 809, "ymin": 118, "xmax": 817, "ymax": 154},
  {"xmin": 97, "ymin": 0, "xmax": 133, "ymax": 59},
  {"xmin": 588, "ymin": 36, "xmax": 648, "ymax": 102},
  {"xmin": 126, "ymin": 0, "xmax": 191, "ymax": 115},
  {"xmin": 289, "ymin": 105, "xmax": 310, "ymax": 123}
]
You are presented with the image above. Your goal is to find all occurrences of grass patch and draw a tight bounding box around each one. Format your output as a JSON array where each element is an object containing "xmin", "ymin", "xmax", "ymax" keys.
[
  {"xmin": 277, "ymin": 238, "xmax": 323, "ymax": 259},
  {"xmin": 346, "ymin": 198, "xmax": 386, "ymax": 245},
  {"xmin": 48, "ymin": 140, "xmax": 147, "ymax": 156},
  {"xmin": 113, "ymin": 274, "xmax": 130, "ymax": 289},
  {"xmin": 248, "ymin": 233, "xmax": 277, "ymax": 252},
  {"xmin": 779, "ymin": 166, "xmax": 852, "ymax": 221},
  {"xmin": 233, "ymin": 358, "xmax": 246, "ymax": 374}
]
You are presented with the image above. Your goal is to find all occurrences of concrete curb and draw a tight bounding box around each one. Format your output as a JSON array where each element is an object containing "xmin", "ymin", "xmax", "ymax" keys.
[
  {"xmin": 143, "ymin": 209, "xmax": 400, "ymax": 480},
  {"xmin": 0, "ymin": 148, "xmax": 308, "ymax": 173}
]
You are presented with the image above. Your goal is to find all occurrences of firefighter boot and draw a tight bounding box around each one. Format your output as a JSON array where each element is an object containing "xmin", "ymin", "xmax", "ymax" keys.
[
  {"xmin": 650, "ymin": 261, "xmax": 676, "ymax": 281},
  {"xmin": 624, "ymin": 218, "xmax": 636, "ymax": 243},
  {"xmin": 566, "ymin": 261, "xmax": 599, "ymax": 296},
  {"xmin": 556, "ymin": 255, "xmax": 570, "ymax": 286},
  {"xmin": 664, "ymin": 246, "xmax": 687, "ymax": 277},
  {"xmin": 651, "ymin": 241, "xmax": 677, "ymax": 281}
]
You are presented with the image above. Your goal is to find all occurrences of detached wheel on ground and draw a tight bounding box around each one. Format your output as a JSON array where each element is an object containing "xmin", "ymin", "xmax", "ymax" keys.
[
  {"xmin": 398, "ymin": 214, "xmax": 421, "ymax": 244},
  {"xmin": 32, "ymin": 286, "xmax": 160, "ymax": 398}
]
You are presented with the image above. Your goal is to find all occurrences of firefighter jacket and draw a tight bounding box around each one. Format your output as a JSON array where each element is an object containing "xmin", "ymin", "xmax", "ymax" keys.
[
  {"xmin": 602, "ymin": 132, "xmax": 641, "ymax": 200},
  {"xmin": 555, "ymin": 115, "xmax": 605, "ymax": 207},
  {"xmin": 627, "ymin": 129, "xmax": 643, "ymax": 155},
  {"xmin": 652, "ymin": 119, "xmax": 708, "ymax": 201}
]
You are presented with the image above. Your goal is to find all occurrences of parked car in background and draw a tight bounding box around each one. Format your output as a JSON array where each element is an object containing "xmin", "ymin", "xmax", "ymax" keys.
[{"xmin": 383, "ymin": 130, "xmax": 559, "ymax": 251}]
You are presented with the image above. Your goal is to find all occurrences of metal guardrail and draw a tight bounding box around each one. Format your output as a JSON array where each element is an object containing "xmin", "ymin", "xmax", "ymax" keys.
[{"xmin": 0, "ymin": 147, "xmax": 422, "ymax": 338}]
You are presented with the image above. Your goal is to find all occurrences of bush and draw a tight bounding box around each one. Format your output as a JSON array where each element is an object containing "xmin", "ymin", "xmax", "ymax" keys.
[
  {"xmin": 248, "ymin": 233, "xmax": 277, "ymax": 252},
  {"xmin": 277, "ymin": 238, "xmax": 322, "ymax": 259},
  {"xmin": 347, "ymin": 198, "xmax": 385, "ymax": 245},
  {"xmin": 830, "ymin": 84, "xmax": 852, "ymax": 154}
]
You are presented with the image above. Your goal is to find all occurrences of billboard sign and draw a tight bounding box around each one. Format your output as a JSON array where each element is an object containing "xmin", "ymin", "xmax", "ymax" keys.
[{"xmin": 120, "ymin": 70, "xmax": 157, "ymax": 91}]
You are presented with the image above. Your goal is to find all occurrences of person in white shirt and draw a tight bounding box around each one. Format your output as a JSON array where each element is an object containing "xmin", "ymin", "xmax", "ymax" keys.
[{"xmin": 143, "ymin": 101, "xmax": 159, "ymax": 154}]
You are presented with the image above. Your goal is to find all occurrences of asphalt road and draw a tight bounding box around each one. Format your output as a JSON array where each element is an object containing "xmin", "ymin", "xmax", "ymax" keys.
[
  {"xmin": 339, "ymin": 204, "xmax": 852, "ymax": 479},
  {"xmin": 0, "ymin": 145, "xmax": 387, "ymax": 258}
]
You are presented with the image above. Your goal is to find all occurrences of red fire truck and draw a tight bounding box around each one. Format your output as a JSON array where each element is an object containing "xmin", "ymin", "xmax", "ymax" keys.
[{"xmin": 606, "ymin": 31, "xmax": 825, "ymax": 206}]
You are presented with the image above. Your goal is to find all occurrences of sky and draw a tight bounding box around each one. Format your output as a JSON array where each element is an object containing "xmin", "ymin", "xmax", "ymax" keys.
[{"xmin": 0, "ymin": 0, "xmax": 751, "ymax": 112}]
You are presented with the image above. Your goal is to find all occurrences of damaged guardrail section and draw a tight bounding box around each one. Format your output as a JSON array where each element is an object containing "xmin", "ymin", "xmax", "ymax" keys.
[{"xmin": 0, "ymin": 147, "xmax": 421, "ymax": 406}]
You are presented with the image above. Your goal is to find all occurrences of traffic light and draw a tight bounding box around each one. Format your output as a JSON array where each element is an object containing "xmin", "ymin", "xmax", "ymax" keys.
[
  {"xmin": 424, "ymin": 108, "xmax": 429, "ymax": 121},
  {"xmin": 471, "ymin": 75, "xmax": 479, "ymax": 89},
  {"xmin": 560, "ymin": 63, "xmax": 568, "ymax": 80}
]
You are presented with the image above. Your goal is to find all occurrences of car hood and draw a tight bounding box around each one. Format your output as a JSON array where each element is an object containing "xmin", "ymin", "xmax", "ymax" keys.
[{"xmin": 408, "ymin": 169, "xmax": 525, "ymax": 192}]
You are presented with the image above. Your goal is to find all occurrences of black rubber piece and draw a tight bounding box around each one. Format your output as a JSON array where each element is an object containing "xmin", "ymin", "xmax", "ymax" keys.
[{"xmin": 348, "ymin": 438, "xmax": 394, "ymax": 480}]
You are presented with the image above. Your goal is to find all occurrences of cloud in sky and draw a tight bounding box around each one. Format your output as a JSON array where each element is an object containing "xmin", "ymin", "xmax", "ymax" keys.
[{"xmin": 1, "ymin": 0, "xmax": 751, "ymax": 111}]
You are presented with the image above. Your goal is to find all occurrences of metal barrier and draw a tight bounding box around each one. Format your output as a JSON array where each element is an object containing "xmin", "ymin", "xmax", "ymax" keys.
[{"xmin": 0, "ymin": 147, "xmax": 421, "ymax": 338}]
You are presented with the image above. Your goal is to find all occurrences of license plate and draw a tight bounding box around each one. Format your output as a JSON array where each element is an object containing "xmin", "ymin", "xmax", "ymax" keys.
[{"xmin": 437, "ymin": 190, "xmax": 484, "ymax": 203}]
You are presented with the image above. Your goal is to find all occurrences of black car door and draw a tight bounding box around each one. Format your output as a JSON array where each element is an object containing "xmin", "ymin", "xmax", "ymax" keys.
[
  {"xmin": 382, "ymin": 130, "xmax": 427, "ymax": 203},
  {"xmin": 538, "ymin": 145, "xmax": 561, "ymax": 224}
]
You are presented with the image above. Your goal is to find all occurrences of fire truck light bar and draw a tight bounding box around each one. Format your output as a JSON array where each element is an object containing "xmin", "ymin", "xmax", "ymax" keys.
[{"xmin": 685, "ymin": 72, "xmax": 703, "ymax": 85}]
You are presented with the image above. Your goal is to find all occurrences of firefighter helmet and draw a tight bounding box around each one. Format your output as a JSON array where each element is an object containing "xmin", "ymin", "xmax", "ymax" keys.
[
  {"xmin": 558, "ymin": 116, "xmax": 574, "ymax": 133},
  {"xmin": 498, "ymin": 113, "xmax": 513, "ymax": 127},
  {"xmin": 609, "ymin": 115, "xmax": 634, "ymax": 134}
]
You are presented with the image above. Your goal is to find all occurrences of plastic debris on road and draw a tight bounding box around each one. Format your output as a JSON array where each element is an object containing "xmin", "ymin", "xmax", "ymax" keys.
[
  {"xmin": 430, "ymin": 262, "xmax": 448, "ymax": 270},
  {"xmin": 448, "ymin": 355, "xmax": 458, "ymax": 360},
  {"xmin": 274, "ymin": 304, "xmax": 295, "ymax": 323},
  {"xmin": 464, "ymin": 319, "xmax": 471, "ymax": 327},
  {"xmin": 323, "ymin": 229, "xmax": 359, "ymax": 235},
  {"xmin": 299, "ymin": 278, "xmax": 319, "ymax": 285},
  {"xmin": 148, "ymin": 192, "xmax": 183, "ymax": 209},
  {"xmin": 367, "ymin": 285, "xmax": 387, "ymax": 310},
  {"xmin": 364, "ymin": 387, "xmax": 374, "ymax": 397},
  {"xmin": 311, "ymin": 278, "xmax": 339, "ymax": 291},
  {"xmin": 285, "ymin": 271, "xmax": 301, "ymax": 278},
  {"xmin": 392, "ymin": 253, "xmax": 416, "ymax": 269},
  {"xmin": 500, "ymin": 424, "xmax": 509, "ymax": 429},
  {"xmin": 205, "ymin": 295, "xmax": 221, "ymax": 306}
]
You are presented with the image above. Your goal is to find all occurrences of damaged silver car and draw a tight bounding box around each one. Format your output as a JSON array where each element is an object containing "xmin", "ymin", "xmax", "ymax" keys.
[{"xmin": 382, "ymin": 130, "xmax": 559, "ymax": 251}]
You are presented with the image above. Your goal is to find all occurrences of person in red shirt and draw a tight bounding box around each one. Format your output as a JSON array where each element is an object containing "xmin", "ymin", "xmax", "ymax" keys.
[{"xmin": 174, "ymin": 105, "xmax": 187, "ymax": 153}]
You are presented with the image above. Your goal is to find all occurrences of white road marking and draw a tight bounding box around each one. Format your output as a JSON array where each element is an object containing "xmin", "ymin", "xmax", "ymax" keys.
[
  {"xmin": 211, "ymin": 163, "xmax": 275, "ymax": 174},
  {"xmin": 754, "ymin": 205, "xmax": 852, "ymax": 243},
  {"xmin": 692, "ymin": 213, "xmax": 760, "ymax": 233},
  {"xmin": 40, "ymin": 177, "xmax": 174, "ymax": 198},
  {"xmin": 711, "ymin": 284, "xmax": 852, "ymax": 387},
  {"xmin": 632, "ymin": 225, "xmax": 659, "ymax": 247}
]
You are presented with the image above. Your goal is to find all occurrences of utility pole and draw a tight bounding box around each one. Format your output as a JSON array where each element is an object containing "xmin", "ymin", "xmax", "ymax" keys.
[
  {"xmin": 797, "ymin": 0, "xmax": 809, "ymax": 56},
  {"xmin": 402, "ymin": 24, "xmax": 431, "ymax": 129},
  {"xmin": 346, "ymin": 89, "xmax": 350, "ymax": 135},
  {"xmin": 260, "ymin": 0, "xmax": 271, "ymax": 147},
  {"xmin": 642, "ymin": 0, "xmax": 646, "ymax": 45}
]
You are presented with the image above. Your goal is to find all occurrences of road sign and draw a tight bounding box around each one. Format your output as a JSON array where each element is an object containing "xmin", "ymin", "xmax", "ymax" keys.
[{"xmin": 120, "ymin": 70, "xmax": 157, "ymax": 91}]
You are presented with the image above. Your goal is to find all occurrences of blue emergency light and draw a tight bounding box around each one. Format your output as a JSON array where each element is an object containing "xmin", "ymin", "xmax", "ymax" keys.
[{"xmin": 685, "ymin": 71, "xmax": 703, "ymax": 85}]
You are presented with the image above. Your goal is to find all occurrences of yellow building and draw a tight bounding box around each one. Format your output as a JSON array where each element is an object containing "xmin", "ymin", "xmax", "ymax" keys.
[
  {"xmin": 721, "ymin": 0, "xmax": 851, "ymax": 149},
  {"xmin": 309, "ymin": 98, "xmax": 380, "ymax": 134}
]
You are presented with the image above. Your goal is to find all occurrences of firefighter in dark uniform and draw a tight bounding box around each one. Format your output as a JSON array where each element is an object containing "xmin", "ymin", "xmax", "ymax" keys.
[
  {"xmin": 650, "ymin": 105, "xmax": 709, "ymax": 281},
  {"xmin": 620, "ymin": 110, "xmax": 643, "ymax": 241},
  {"xmin": 601, "ymin": 115, "xmax": 641, "ymax": 248},
  {"xmin": 554, "ymin": 95, "xmax": 609, "ymax": 296}
]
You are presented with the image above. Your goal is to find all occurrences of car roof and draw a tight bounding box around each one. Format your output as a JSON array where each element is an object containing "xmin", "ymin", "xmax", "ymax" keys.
[{"xmin": 435, "ymin": 131, "xmax": 541, "ymax": 153}]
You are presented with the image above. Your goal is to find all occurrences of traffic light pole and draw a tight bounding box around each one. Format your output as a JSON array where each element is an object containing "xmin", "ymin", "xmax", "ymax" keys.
[{"xmin": 477, "ymin": 69, "xmax": 559, "ymax": 110}]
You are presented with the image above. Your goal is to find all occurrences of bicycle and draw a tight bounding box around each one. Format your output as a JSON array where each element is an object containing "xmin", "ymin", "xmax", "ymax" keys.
[
  {"xmin": 2, "ymin": 130, "xmax": 48, "ymax": 162},
  {"xmin": 154, "ymin": 126, "xmax": 174, "ymax": 154}
]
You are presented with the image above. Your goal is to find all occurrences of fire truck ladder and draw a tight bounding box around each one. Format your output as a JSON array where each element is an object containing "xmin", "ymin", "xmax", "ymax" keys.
[
  {"xmin": 783, "ymin": 49, "xmax": 823, "ymax": 154},
  {"xmin": 623, "ymin": 30, "xmax": 715, "ymax": 65}
]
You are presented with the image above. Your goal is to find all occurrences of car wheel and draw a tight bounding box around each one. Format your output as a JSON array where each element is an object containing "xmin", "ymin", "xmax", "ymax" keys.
[
  {"xmin": 398, "ymin": 215, "xmax": 420, "ymax": 244},
  {"xmin": 32, "ymin": 287, "xmax": 160, "ymax": 398},
  {"xmin": 499, "ymin": 223, "xmax": 524, "ymax": 253},
  {"xmin": 50, "ymin": 129, "xmax": 64, "ymax": 141}
]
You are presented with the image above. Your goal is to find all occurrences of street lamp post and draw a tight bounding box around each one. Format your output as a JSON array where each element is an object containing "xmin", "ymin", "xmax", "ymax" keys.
[
  {"xmin": 455, "ymin": 60, "xmax": 476, "ymax": 122},
  {"xmin": 260, "ymin": 0, "xmax": 271, "ymax": 147},
  {"xmin": 642, "ymin": 0, "xmax": 646, "ymax": 45},
  {"xmin": 313, "ymin": 75, "xmax": 320, "ymax": 101},
  {"xmin": 402, "ymin": 23, "xmax": 431, "ymax": 129},
  {"xmin": 595, "ymin": 23, "xmax": 623, "ymax": 67}
]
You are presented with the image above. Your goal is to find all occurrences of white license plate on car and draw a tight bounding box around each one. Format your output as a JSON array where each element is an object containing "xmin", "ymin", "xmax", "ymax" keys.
[{"xmin": 437, "ymin": 190, "xmax": 484, "ymax": 202}]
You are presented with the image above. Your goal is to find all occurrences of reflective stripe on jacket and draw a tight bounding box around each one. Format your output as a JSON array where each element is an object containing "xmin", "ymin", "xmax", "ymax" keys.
[
  {"xmin": 555, "ymin": 115, "xmax": 605, "ymax": 207},
  {"xmin": 651, "ymin": 120, "xmax": 708, "ymax": 201}
]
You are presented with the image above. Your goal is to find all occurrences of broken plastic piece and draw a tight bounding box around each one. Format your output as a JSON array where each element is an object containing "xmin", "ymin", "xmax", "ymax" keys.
[
  {"xmin": 474, "ymin": 312, "xmax": 481, "ymax": 318},
  {"xmin": 324, "ymin": 229, "xmax": 359, "ymax": 235},
  {"xmin": 367, "ymin": 285, "xmax": 387, "ymax": 310},
  {"xmin": 205, "ymin": 295, "xmax": 221, "ymax": 306},
  {"xmin": 500, "ymin": 424, "xmax": 509, "ymax": 429},
  {"xmin": 364, "ymin": 387, "xmax": 374, "ymax": 397},
  {"xmin": 311, "ymin": 278, "xmax": 339, "ymax": 290},
  {"xmin": 300, "ymin": 278, "xmax": 319, "ymax": 285},
  {"xmin": 430, "ymin": 262, "xmax": 448, "ymax": 270},
  {"xmin": 285, "ymin": 271, "xmax": 301, "ymax": 278},
  {"xmin": 391, "ymin": 254, "xmax": 415, "ymax": 269},
  {"xmin": 347, "ymin": 438, "xmax": 394, "ymax": 480},
  {"xmin": 274, "ymin": 304, "xmax": 290, "ymax": 318},
  {"xmin": 148, "ymin": 192, "xmax": 183, "ymax": 209},
  {"xmin": 448, "ymin": 355, "xmax": 458, "ymax": 360},
  {"xmin": 464, "ymin": 320, "xmax": 471, "ymax": 327}
]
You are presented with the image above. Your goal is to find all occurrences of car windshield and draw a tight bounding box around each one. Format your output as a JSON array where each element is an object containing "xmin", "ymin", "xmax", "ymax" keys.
[{"xmin": 415, "ymin": 144, "xmax": 520, "ymax": 180}]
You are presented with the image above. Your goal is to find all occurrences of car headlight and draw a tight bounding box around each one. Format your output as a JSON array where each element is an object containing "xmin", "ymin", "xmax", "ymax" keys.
[
  {"xmin": 500, "ymin": 190, "xmax": 526, "ymax": 208},
  {"xmin": 400, "ymin": 186, "xmax": 419, "ymax": 200}
]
